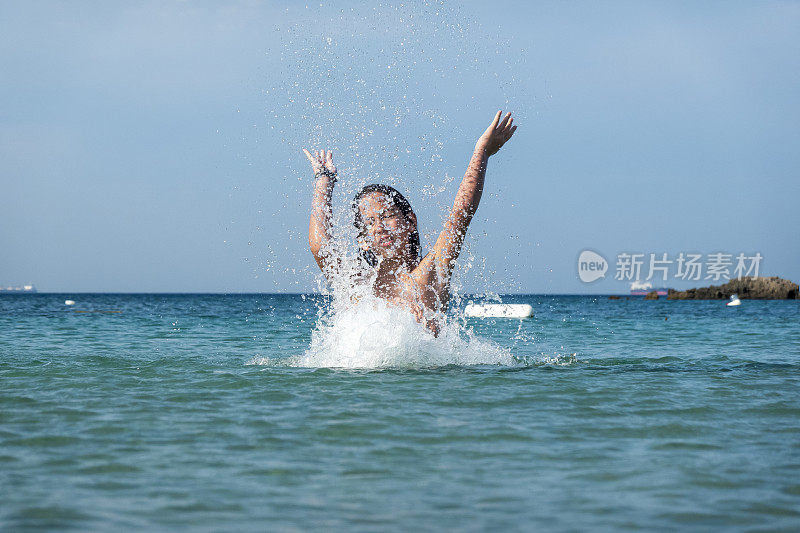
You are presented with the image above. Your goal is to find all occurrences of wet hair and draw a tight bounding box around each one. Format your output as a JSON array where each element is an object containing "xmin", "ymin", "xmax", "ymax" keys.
[{"xmin": 352, "ymin": 184, "xmax": 421, "ymax": 268}]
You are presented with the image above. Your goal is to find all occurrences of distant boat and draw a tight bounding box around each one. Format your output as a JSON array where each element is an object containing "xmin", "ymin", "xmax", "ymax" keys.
[
  {"xmin": 0, "ymin": 284, "xmax": 37, "ymax": 293},
  {"xmin": 726, "ymin": 294, "xmax": 741, "ymax": 306},
  {"xmin": 630, "ymin": 281, "xmax": 672, "ymax": 296}
]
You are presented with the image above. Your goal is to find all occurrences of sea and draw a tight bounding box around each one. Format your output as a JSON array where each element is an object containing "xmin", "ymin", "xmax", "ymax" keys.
[{"xmin": 2, "ymin": 293, "xmax": 799, "ymax": 531}]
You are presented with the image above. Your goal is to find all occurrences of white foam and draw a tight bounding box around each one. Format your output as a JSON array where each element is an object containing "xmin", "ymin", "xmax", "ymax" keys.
[{"xmin": 286, "ymin": 294, "xmax": 516, "ymax": 369}]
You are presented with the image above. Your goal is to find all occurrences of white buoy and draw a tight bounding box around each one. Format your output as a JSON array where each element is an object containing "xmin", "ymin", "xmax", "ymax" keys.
[
  {"xmin": 465, "ymin": 303, "xmax": 533, "ymax": 318},
  {"xmin": 726, "ymin": 294, "xmax": 741, "ymax": 307},
  {"xmin": 64, "ymin": 300, "xmax": 75, "ymax": 306}
]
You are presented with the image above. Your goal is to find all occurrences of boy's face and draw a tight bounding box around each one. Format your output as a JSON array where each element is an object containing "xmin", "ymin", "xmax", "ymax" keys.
[{"xmin": 359, "ymin": 192, "xmax": 416, "ymax": 261}]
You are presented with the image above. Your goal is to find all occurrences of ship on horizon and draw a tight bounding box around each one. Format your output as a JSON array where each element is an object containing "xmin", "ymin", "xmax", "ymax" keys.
[
  {"xmin": 0, "ymin": 284, "xmax": 37, "ymax": 293},
  {"xmin": 630, "ymin": 281, "xmax": 671, "ymax": 296}
]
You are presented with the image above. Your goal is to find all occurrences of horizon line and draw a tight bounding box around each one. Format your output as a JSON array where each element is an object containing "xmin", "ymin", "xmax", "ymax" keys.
[{"xmin": 3, "ymin": 291, "xmax": 640, "ymax": 296}]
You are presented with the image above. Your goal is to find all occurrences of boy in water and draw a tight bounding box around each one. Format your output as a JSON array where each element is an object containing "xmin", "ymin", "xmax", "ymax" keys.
[{"xmin": 304, "ymin": 111, "xmax": 516, "ymax": 334}]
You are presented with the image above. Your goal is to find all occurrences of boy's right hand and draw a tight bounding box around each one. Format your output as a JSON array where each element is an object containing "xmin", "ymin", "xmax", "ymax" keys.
[{"xmin": 303, "ymin": 149, "xmax": 337, "ymax": 177}]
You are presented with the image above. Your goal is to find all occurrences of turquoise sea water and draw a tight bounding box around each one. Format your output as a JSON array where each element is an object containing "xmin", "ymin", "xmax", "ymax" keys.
[{"xmin": 2, "ymin": 293, "xmax": 799, "ymax": 530}]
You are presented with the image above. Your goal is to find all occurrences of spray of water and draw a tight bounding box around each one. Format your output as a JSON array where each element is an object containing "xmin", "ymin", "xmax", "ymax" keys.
[
  {"xmin": 247, "ymin": 2, "xmax": 534, "ymax": 368},
  {"xmin": 294, "ymin": 295, "xmax": 515, "ymax": 369}
]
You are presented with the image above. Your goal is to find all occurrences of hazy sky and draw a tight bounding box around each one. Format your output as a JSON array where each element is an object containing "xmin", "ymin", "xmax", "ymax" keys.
[{"xmin": 2, "ymin": 1, "xmax": 798, "ymax": 293}]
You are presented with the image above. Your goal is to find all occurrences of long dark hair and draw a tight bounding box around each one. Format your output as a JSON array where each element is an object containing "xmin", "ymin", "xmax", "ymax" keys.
[{"xmin": 352, "ymin": 184, "xmax": 420, "ymax": 268}]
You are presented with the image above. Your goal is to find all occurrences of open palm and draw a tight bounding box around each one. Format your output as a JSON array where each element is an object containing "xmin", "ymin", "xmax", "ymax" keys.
[
  {"xmin": 476, "ymin": 111, "xmax": 517, "ymax": 156},
  {"xmin": 303, "ymin": 149, "xmax": 336, "ymax": 175}
]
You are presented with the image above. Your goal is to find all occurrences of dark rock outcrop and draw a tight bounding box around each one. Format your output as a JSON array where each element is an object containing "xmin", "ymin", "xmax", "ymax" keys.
[
  {"xmin": 644, "ymin": 290, "xmax": 659, "ymax": 300},
  {"xmin": 667, "ymin": 277, "xmax": 798, "ymax": 300}
]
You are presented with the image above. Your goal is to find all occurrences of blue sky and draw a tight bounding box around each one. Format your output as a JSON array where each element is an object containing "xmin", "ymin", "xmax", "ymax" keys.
[{"xmin": 1, "ymin": 1, "xmax": 798, "ymax": 293}]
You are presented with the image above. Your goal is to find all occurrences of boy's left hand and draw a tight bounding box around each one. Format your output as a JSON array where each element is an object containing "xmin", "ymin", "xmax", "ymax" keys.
[{"xmin": 475, "ymin": 111, "xmax": 516, "ymax": 156}]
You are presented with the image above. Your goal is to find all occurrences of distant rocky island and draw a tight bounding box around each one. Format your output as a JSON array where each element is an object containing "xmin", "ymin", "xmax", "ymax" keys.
[{"xmin": 667, "ymin": 277, "xmax": 798, "ymax": 300}]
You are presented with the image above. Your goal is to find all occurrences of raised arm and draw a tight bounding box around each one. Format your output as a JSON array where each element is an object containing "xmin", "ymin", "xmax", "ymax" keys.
[
  {"xmin": 431, "ymin": 111, "xmax": 517, "ymax": 279},
  {"xmin": 304, "ymin": 149, "xmax": 338, "ymax": 276}
]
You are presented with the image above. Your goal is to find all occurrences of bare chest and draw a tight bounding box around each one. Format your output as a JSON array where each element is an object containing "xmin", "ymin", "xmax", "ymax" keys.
[{"xmin": 374, "ymin": 275, "xmax": 446, "ymax": 334}]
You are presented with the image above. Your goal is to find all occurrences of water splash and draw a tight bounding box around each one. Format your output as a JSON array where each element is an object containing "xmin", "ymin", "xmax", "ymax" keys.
[
  {"xmin": 291, "ymin": 294, "xmax": 515, "ymax": 368},
  {"xmin": 244, "ymin": 2, "xmax": 534, "ymax": 367}
]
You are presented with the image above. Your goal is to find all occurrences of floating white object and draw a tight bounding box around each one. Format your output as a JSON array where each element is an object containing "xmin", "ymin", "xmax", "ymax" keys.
[
  {"xmin": 64, "ymin": 300, "xmax": 75, "ymax": 306},
  {"xmin": 726, "ymin": 294, "xmax": 741, "ymax": 307},
  {"xmin": 465, "ymin": 303, "xmax": 533, "ymax": 318}
]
